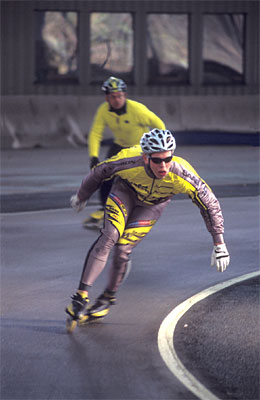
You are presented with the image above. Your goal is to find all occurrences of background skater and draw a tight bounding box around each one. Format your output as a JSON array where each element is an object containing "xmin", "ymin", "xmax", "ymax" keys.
[{"xmin": 84, "ymin": 76, "xmax": 165, "ymax": 229}]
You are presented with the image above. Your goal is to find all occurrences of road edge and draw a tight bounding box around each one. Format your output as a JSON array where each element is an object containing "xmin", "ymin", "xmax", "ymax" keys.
[{"xmin": 157, "ymin": 270, "xmax": 260, "ymax": 400}]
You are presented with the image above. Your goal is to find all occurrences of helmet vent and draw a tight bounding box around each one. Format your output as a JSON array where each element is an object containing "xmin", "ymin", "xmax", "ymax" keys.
[{"xmin": 140, "ymin": 129, "xmax": 176, "ymax": 154}]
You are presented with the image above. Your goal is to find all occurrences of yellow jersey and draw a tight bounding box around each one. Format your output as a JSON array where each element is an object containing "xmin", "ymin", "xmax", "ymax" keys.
[
  {"xmin": 78, "ymin": 146, "xmax": 224, "ymax": 240},
  {"xmin": 88, "ymin": 99, "xmax": 165, "ymax": 158}
]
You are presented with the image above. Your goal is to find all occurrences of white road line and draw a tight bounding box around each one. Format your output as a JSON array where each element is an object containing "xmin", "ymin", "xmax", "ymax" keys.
[{"xmin": 158, "ymin": 270, "xmax": 260, "ymax": 400}]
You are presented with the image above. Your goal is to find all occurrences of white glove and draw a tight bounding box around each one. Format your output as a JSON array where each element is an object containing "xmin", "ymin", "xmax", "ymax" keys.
[
  {"xmin": 70, "ymin": 194, "xmax": 87, "ymax": 212},
  {"xmin": 211, "ymin": 243, "xmax": 230, "ymax": 272}
]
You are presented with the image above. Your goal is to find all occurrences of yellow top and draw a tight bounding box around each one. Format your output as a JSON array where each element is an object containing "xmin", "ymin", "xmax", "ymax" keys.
[
  {"xmin": 88, "ymin": 99, "xmax": 165, "ymax": 158},
  {"xmin": 78, "ymin": 145, "xmax": 224, "ymax": 239}
]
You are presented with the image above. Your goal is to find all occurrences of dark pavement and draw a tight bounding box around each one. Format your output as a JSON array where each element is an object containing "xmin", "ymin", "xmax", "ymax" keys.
[
  {"xmin": 1, "ymin": 144, "xmax": 259, "ymax": 400},
  {"xmin": 174, "ymin": 275, "xmax": 260, "ymax": 400}
]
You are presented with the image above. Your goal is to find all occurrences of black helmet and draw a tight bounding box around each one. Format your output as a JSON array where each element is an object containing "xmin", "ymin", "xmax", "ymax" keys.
[{"xmin": 101, "ymin": 76, "xmax": 127, "ymax": 94}]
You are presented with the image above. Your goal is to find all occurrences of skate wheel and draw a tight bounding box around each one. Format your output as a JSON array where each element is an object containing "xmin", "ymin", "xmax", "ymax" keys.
[
  {"xmin": 66, "ymin": 317, "xmax": 77, "ymax": 333},
  {"xmin": 78, "ymin": 313, "xmax": 90, "ymax": 325}
]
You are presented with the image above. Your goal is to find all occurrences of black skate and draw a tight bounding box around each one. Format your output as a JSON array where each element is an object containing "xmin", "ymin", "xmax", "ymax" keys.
[
  {"xmin": 79, "ymin": 290, "xmax": 116, "ymax": 325},
  {"xmin": 66, "ymin": 292, "xmax": 90, "ymax": 332}
]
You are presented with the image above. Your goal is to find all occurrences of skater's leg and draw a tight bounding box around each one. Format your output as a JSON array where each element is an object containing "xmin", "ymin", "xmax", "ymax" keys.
[
  {"xmin": 86, "ymin": 207, "xmax": 158, "ymax": 320},
  {"xmin": 79, "ymin": 179, "xmax": 135, "ymax": 291},
  {"xmin": 66, "ymin": 179, "xmax": 132, "ymax": 325},
  {"xmin": 85, "ymin": 181, "xmax": 137, "ymax": 319},
  {"xmin": 106, "ymin": 200, "xmax": 170, "ymax": 293},
  {"xmin": 79, "ymin": 224, "xmax": 120, "ymax": 288},
  {"xmin": 66, "ymin": 220, "xmax": 121, "ymax": 322}
]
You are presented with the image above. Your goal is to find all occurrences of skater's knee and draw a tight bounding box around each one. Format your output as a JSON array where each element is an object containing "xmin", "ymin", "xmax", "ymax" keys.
[
  {"xmin": 98, "ymin": 228, "xmax": 119, "ymax": 250},
  {"xmin": 85, "ymin": 228, "xmax": 119, "ymax": 265},
  {"xmin": 114, "ymin": 244, "xmax": 132, "ymax": 263}
]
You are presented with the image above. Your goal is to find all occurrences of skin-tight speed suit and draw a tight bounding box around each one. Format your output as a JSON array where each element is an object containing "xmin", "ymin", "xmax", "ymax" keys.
[{"xmin": 77, "ymin": 146, "xmax": 224, "ymax": 293}]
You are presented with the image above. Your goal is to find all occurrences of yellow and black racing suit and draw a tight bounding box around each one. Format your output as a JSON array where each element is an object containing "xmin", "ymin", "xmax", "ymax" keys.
[
  {"xmin": 77, "ymin": 146, "xmax": 224, "ymax": 293},
  {"xmin": 88, "ymin": 99, "xmax": 165, "ymax": 206}
]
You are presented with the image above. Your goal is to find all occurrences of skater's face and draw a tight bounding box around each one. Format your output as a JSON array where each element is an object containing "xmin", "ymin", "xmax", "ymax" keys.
[
  {"xmin": 143, "ymin": 150, "xmax": 173, "ymax": 179},
  {"xmin": 106, "ymin": 92, "xmax": 126, "ymax": 109}
]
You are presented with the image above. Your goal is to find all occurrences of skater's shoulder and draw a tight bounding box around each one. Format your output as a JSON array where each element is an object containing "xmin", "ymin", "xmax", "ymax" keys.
[
  {"xmin": 126, "ymin": 99, "xmax": 148, "ymax": 110},
  {"xmin": 124, "ymin": 145, "xmax": 143, "ymax": 157},
  {"xmin": 111, "ymin": 145, "xmax": 143, "ymax": 161},
  {"xmin": 171, "ymin": 155, "xmax": 194, "ymax": 169},
  {"xmin": 95, "ymin": 101, "xmax": 110, "ymax": 114}
]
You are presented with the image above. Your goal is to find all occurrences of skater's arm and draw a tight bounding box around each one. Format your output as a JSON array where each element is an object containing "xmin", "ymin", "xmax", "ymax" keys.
[
  {"xmin": 77, "ymin": 170, "xmax": 103, "ymax": 202},
  {"xmin": 139, "ymin": 104, "xmax": 166, "ymax": 130},
  {"xmin": 192, "ymin": 189, "xmax": 230, "ymax": 272},
  {"xmin": 170, "ymin": 157, "xmax": 230, "ymax": 271},
  {"xmin": 190, "ymin": 182, "xmax": 224, "ymax": 244},
  {"xmin": 88, "ymin": 104, "xmax": 106, "ymax": 159},
  {"xmin": 129, "ymin": 101, "xmax": 165, "ymax": 131},
  {"xmin": 77, "ymin": 150, "xmax": 142, "ymax": 201},
  {"xmin": 171, "ymin": 157, "xmax": 224, "ymax": 243}
]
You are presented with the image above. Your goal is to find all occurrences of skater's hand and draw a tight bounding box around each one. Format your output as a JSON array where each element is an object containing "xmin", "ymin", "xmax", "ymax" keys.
[
  {"xmin": 211, "ymin": 243, "xmax": 230, "ymax": 272},
  {"xmin": 90, "ymin": 157, "xmax": 100, "ymax": 169},
  {"xmin": 70, "ymin": 194, "xmax": 87, "ymax": 212}
]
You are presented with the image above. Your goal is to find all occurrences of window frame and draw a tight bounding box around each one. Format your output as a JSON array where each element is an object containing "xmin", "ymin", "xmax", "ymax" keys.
[
  {"xmin": 146, "ymin": 12, "xmax": 190, "ymax": 86},
  {"xmin": 89, "ymin": 11, "xmax": 135, "ymax": 86},
  {"xmin": 201, "ymin": 12, "xmax": 246, "ymax": 86},
  {"xmin": 26, "ymin": 0, "xmax": 258, "ymax": 96}
]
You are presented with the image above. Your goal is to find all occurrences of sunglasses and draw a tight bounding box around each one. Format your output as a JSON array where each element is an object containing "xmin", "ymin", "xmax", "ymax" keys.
[{"xmin": 149, "ymin": 156, "xmax": 172, "ymax": 164}]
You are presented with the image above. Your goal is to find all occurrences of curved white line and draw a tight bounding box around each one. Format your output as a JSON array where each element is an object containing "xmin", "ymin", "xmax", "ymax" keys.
[{"xmin": 158, "ymin": 270, "xmax": 260, "ymax": 400}]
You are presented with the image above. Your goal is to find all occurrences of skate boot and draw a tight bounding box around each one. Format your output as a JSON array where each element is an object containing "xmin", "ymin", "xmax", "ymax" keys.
[
  {"xmin": 87, "ymin": 290, "xmax": 116, "ymax": 322},
  {"xmin": 65, "ymin": 291, "xmax": 90, "ymax": 332},
  {"xmin": 82, "ymin": 209, "xmax": 104, "ymax": 230}
]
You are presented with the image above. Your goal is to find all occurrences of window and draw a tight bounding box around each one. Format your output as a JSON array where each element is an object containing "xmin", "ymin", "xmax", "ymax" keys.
[
  {"xmin": 35, "ymin": 11, "xmax": 79, "ymax": 83},
  {"xmin": 202, "ymin": 14, "xmax": 245, "ymax": 84},
  {"xmin": 147, "ymin": 14, "xmax": 189, "ymax": 84},
  {"xmin": 90, "ymin": 13, "xmax": 134, "ymax": 83}
]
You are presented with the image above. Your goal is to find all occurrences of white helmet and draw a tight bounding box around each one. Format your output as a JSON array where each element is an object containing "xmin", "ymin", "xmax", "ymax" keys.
[{"xmin": 140, "ymin": 129, "xmax": 176, "ymax": 154}]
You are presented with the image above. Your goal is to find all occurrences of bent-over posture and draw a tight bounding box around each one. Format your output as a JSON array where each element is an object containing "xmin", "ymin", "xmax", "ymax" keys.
[{"xmin": 66, "ymin": 129, "xmax": 230, "ymax": 325}]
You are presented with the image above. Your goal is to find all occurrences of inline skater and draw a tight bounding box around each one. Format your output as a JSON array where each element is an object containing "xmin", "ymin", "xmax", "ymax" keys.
[
  {"xmin": 84, "ymin": 76, "xmax": 165, "ymax": 229},
  {"xmin": 66, "ymin": 129, "xmax": 230, "ymax": 331}
]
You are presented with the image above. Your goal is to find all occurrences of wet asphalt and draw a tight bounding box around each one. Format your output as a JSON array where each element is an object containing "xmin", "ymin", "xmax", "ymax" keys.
[{"xmin": 1, "ymin": 144, "xmax": 259, "ymax": 400}]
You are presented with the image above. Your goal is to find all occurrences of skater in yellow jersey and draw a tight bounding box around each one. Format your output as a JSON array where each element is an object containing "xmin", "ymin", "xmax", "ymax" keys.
[
  {"xmin": 66, "ymin": 129, "xmax": 230, "ymax": 331},
  {"xmin": 84, "ymin": 76, "xmax": 165, "ymax": 229}
]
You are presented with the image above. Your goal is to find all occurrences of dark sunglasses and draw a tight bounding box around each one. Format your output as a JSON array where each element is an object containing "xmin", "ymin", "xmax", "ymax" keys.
[{"xmin": 149, "ymin": 156, "xmax": 172, "ymax": 164}]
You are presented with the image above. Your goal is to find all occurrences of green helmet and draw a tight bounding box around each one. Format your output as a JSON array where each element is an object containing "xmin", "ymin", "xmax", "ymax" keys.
[{"xmin": 102, "ymin": 76, "xmax": 127, "ymax": 94}]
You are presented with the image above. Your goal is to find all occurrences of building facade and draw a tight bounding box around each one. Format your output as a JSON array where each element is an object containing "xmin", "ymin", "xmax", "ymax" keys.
[{"xmin": 1, "ymin": 0, "xmax": 259, "ymax": 148}]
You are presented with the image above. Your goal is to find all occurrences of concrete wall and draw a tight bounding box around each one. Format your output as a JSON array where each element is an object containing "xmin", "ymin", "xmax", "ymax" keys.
[{"xmin": 1, "ymin": 95, "xmax": 259, "ymax": 149}]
